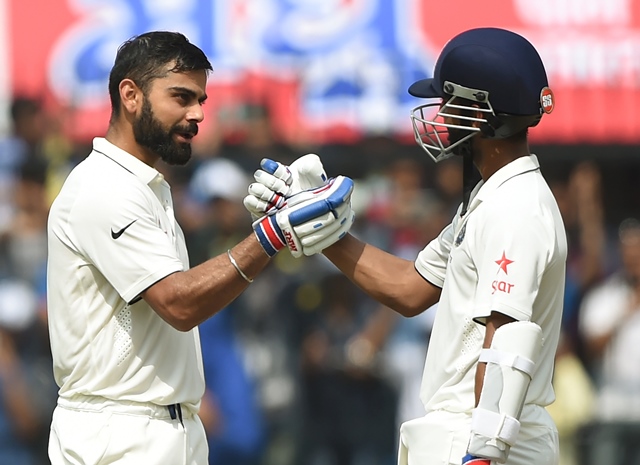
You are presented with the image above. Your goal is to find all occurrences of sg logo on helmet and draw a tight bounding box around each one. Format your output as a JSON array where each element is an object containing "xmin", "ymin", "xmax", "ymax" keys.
[{"xmin": 540, "ymin": 87, "xmax": 555, "ymax": 114}]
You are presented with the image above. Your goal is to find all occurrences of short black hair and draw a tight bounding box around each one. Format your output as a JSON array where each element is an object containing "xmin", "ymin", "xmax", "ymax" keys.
[{"xmin": 108, "ymin": 31, "xmax": 213, "ymax": 117}]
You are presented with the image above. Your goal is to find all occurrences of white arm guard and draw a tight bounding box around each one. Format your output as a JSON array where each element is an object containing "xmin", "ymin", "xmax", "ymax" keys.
[{"xmin": 468, "ymin": 321, "xmax": 543, "ymax": 463}]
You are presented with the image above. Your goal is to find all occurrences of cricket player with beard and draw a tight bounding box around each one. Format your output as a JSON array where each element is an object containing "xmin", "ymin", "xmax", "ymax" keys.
[
  {"xmin": 46, "ymin": 31, "xmax": 354, "ymax": 465},
  {"xmin": 246, "ymin": 28, "xmax": 565, "ymax": 465}
]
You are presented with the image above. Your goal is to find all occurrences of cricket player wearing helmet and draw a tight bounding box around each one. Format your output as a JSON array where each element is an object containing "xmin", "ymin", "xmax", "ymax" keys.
[
  {"xmin": 46, "ymin": 31, "xmax": 355, "ymax": 465},
  {"xmin": 246, "ymin": 27, "xmax": 565, "ymax": 465}
]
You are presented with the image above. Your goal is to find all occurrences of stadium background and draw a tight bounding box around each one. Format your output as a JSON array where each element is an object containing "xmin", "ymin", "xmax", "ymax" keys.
[{"xmin": 0, "ymin": 1, "xmax": 638, "ymax": 464}]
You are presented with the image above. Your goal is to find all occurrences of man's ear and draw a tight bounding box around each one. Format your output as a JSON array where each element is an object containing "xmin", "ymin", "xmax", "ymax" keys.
[
  {"xmin": 468, "ymin": 103, "xmax": 497, "ymax": 137},
  {"xmin": 119, "ymin": 79, "xmax": 141, "ymax": 115}
]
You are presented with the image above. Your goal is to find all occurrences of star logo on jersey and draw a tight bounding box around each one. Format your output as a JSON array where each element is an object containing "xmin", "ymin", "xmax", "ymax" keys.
[{"xmin": 495, "ymin": 251, "xmax": 514, "ymax": 274}]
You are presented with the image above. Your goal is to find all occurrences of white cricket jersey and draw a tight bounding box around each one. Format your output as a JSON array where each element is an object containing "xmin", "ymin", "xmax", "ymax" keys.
[
  {"xmin": 415, "ymin": 155, "xmax": 566, "ymax": 415},
  {"xmin": 47, "ymin": 137, "xmax": 204, "ymax": 412}
]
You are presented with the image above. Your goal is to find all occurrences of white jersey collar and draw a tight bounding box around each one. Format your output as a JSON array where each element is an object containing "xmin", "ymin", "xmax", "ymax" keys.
[{"xmin": 92, "ymin": 137, "xmax": 163, "ymax": 185}]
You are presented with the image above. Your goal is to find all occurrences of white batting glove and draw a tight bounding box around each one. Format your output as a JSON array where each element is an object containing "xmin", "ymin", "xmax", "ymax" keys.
[
  {"xmin": 243, "ymin": 154, "xmax": 327, "ymax": 219},
  {"xmin": 295, "ymin": 200, "xmax": 355, "ymax": 256},
  {"xmin": 253, "ymin": 176, "xmax": 355, "ymax": 257}
]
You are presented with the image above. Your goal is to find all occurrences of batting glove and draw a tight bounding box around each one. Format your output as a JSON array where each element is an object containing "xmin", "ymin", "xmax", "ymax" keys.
[
  {"xmin": 462, "ymin": 454, "xmax": 491, "ymax": 465},
  {"xmin": 253, "ymin": 176, "xmax": 355, "ymax": 258},
  {"xmin": 244, "ymin": 154, "xmax": 327, "ymax": 219}
]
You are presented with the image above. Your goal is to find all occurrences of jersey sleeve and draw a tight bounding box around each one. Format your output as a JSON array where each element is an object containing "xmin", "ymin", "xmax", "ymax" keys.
[
  {"xmin": 70, "ymin": 181, "xmax": 184, "ymax": 304},
  {"xmin": 472, "ymin": 209, "xmax": 552, "ymax": 324},
  {"xmin": 415, "ymin": 218, "xmax": 456, "ymax": 288}
]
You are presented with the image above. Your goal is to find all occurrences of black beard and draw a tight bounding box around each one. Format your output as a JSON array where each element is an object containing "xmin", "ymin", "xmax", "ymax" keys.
[{"xmin": 133, "ymin": 99, "xmax": 197, "ymax": 166}]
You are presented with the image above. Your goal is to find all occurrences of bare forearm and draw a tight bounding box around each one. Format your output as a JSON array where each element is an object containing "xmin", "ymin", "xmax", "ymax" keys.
[
  {"xmin": 144, "ymin": 234, "xmax": 270, "ymax": 330},
  {"xmin": 323, "ymin": 234, "xmax": 440, "ymax": 316}
]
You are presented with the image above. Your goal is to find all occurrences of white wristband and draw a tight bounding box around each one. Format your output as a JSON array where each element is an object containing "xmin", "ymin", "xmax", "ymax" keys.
[{"xmin": 227, "ymin": 249, "xmax": 253, "ymax": 283}]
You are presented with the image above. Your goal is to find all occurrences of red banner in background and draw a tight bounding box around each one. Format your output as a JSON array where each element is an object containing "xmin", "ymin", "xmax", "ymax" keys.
[{"xmin": 8, "ymin": 0, "xmax": 640, "ymax": 145}]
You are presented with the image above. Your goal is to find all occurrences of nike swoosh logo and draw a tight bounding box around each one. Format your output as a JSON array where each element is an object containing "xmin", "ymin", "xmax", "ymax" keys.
[{"xmin": 111, "ymin": 219, "xmax": 137, "ymax": 239}]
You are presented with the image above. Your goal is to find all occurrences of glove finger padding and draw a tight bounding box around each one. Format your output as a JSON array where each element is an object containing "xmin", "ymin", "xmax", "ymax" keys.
[
  {"xmin": 244, "ymin": 172, "xmax": 335, "ymax": 221},
  {"xmin": 243, "ymin": 196, "xmax": 266, "ymax": 220},
  {"xmin": 296, "ymin": 202, "xmax": 355, "ymax": 256},
  {"xmin": 260, "ymin": 158, "xmax": 292, "ymax": 181},
  {"xmin": 247, "ymin": 182, "xmax": 285, "ymax": 203},
  {"xmin": 245, "ymin": 155, "xmax": 327, "ymax": 219},
  {"xmin": 253, "ymin": 155, "xmax": 327, "ymax": 198},
  {"xmin": 243, "ymin": 183, "xmax": 286, "ymax": 219},
  {"xmin": 253, "ymin": 168, "xmax": 292, "ymax": 196}
]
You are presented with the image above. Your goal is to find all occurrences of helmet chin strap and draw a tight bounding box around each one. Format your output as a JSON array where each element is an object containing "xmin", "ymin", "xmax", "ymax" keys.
[{"xmin": 454, "ymin": 139, "xmax": 482, "ymax": 217}]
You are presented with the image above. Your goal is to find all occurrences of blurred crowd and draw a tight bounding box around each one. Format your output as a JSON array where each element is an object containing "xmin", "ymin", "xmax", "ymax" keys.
[{"xmin": 1, "ymin": 96, "xmax": 640, "ymax": 465}]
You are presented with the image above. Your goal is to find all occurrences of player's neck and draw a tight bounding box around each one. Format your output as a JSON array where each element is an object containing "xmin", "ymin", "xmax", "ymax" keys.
[{"xmin": 473, "ymin": 138, "xmax": 530, "ymax": 181}]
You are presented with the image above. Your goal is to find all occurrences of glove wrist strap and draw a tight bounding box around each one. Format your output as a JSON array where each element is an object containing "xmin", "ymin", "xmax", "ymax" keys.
[{"xmin": 253, "ymin": 215, "xmax": 287, "ymax": 257}]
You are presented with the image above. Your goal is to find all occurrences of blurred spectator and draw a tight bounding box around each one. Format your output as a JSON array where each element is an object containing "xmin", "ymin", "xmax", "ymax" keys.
[
  {"xmin": 551, "ymin": 162, "xmax": 613, "ymax": 355},
  {"xmin": 545, "ymin": 162, "xmax": 611, "ymax": 465},
  {"xmin": 546, "ymin": 332, "xmax": 595, "ymax": 465},
  {"xmin": 199, "ymin": 306, "xmax": 265, "ymax": 465},
  {"xmin": 357, "ymin": 157, "xmax": 444, "ymax": 250},
  {"xmin": 0, "ymin": 278, "xmax": 55, "ymax": 465},
  {"xmin": 296, "ymin": 273, "xmax": 397, "ymax": 465},
  {"xmin": 186, "ymin": 158, "xmax": 265, "ymax": 464},
  {"xmin": 432, "ymin": 157, "xmax": 464, "ymax": 218},
  {"xmin": 9, "ymin": 97, "xmax": 47, "ymax": 157},
  {"xmin": 579, "ymin": 218, "xmax": 640, "ymax": 415},
  {"xmin": 187, "ymin": 157, "xmax": 253, "ymax": 263},
  {"xmin": 40, "ymin": 105, "xmax": 80, "ymax": 206},
  {"xmin": 187, "ymin": 153, "xmax": 339, "ymax": 465},
  {"xmin": 3, "ymin": 159, "xmax": 49, "ymax": 285},
  {"xmin": 576, "ymin": 218, "xmax": 640, "ymax": 465},
  {"xmin": 0, "ymin": 97, "xmax": 47, "ymax": 258},
  {"xmin": 355, "ymin": 156, "xmax": 449, "ymax": 432},
  {"xmin": 218, "ymin": 103, "xmax": 299, "ymax": 173}
]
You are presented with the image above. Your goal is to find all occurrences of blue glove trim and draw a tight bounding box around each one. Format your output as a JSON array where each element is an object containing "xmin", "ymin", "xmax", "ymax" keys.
[
  {"xmin": 462, "ymin": 454, "xmax": 490, "ymax": 465},
  {"xmin": 287, "ymin": 178, "xmax": 354, "ymax": 226},
  {"xmin": 288, "ymin": 200, "xmax": 332, "ymax": 226},
  {"xmin": 321, "ymin": 177, "xmax": 354, "ymax": 209}
]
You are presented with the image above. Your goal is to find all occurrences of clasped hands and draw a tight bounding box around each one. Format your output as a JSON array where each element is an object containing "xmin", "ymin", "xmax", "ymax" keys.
[{"xmin": 244, "ymin": 154, "xmax": 355, "ymax": 258}]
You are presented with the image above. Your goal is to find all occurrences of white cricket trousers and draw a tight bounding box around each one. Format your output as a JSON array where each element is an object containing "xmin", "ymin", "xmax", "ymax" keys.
[
  {"xmin": 49, "ymin": 396, "xmax": 208, "ymax": 465},
  {"xmin": 398, "ymin": 406, "xmax": 559, "ymax": 465}
]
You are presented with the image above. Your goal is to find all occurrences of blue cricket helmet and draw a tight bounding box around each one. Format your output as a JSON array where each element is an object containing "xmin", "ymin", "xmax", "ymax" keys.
[
  {"xmin": 409, "ymin": 27, "xmax": 551, "ymax": 116},
  {"xmin": 408, "ymin": 27, "xmax": 554, "ymax": 162}
]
